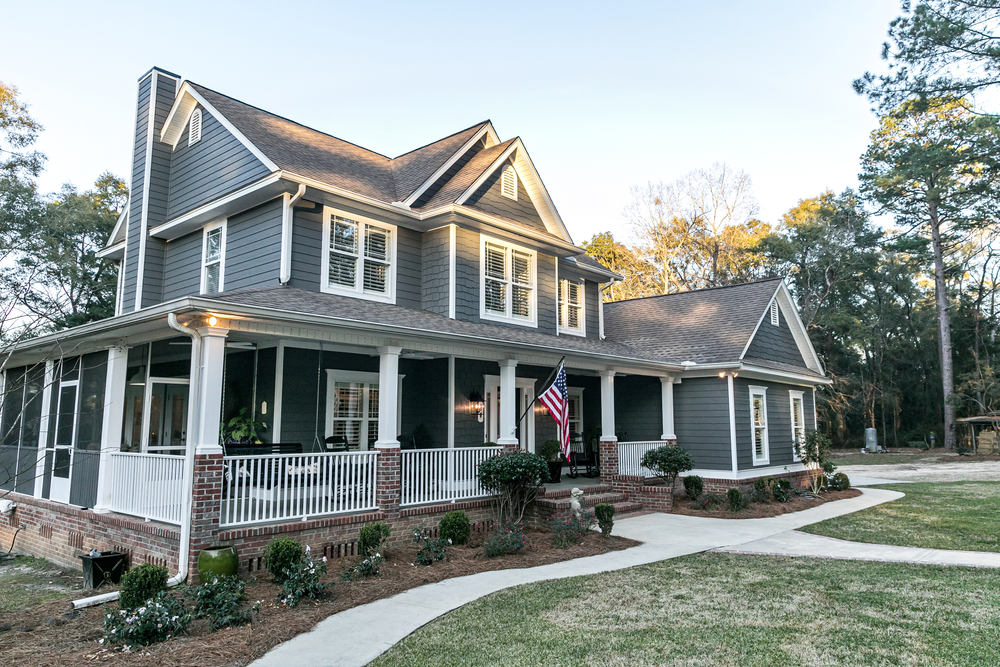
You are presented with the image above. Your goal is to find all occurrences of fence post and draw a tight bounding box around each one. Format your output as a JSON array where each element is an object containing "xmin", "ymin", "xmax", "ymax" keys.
[{"xmin": 376, "ymin": 446, "xmax": 401, "ymax": 519}]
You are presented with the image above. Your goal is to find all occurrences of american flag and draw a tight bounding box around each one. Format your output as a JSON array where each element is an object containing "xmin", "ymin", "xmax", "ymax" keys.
[{"xmin": 539, "ymin": 363, "xmax": 570, "ymax": 459}]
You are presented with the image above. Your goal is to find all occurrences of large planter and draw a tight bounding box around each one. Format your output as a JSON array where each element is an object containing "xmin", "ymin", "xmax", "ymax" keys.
[
  {"xmin": 547, "ymin": 460, "xmax": 563, "ymax": 484},
  {"xmin": 198, "ymin": 545, "xmax": 239, "ymax": 579}
]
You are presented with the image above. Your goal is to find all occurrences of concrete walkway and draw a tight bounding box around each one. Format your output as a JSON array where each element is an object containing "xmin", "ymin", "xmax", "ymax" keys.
[
  {"xmin": 718, "ymin": 530, "xmax": 1000, "ymax": 568},
  {"xmin": 252, "ymin": 488, "xmax": 901, "ymax": 667}
]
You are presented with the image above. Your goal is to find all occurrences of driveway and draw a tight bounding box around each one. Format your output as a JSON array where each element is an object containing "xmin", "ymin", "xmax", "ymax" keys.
[{"xmin": 839, "ymin": 460, "xmax": 1000, "ymax": 483}]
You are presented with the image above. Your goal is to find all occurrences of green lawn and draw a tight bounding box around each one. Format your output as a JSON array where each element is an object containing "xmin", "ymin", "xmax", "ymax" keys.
[
  {"xmin": 802, "ymin": 481, "xmax": 1000, "ymax": 552},
  {"xmin": 0, "ymin": 556, "xmax": 80, "ymax": 613},
  {"xmin": 373, "ymin": 553, "xmax": 1000, "ymax": 666}
]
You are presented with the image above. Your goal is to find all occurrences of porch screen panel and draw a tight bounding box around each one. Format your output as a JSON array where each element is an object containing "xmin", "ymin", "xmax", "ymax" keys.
[
  {"xmin": 15, "ymin": 366, "xmax": 45, "ymax": 494},
  {"xmin": 121, "ymin": 344, "xmax": 148, "ymax": 452},
  {"xmin": 76, "ymin": 352, "xmax": 107, "ymax": 452},
  {"xmin": 0, "ymin": 368, "xmax": 25, "ymax": 491}
]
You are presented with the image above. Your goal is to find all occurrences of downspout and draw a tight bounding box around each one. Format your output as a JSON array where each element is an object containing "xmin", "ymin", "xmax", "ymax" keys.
[
  {"xmin": 279, "ymin": 184, "xmax": 307, "ymax": 284},
  {"xmin": 71, "ymin": 312, "xmax": 201, "ymax": 609},
  {"xmin": 599, "ymin": 278, "xmax": 619, "ymax": 340}
]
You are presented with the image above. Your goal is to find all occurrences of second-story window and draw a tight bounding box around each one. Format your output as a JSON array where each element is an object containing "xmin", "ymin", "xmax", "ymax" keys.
[
  {"xmin": 558, "ymin": 278, "xmax": 585, "ymax": 335},
  {"xmin": 321, "ymin": 207, "xmax": 395, "ymax": 302},
  {"xmin": 481, "ymin": 236, "xmax": 536, "ymax": 325},
  {"xmin": 201, "ymin": 220, "xmax": 226, "ymax": 294}
]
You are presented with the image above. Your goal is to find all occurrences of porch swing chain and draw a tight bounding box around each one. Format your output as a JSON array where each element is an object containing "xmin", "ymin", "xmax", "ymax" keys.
[{"xmin": 312, "ymin": 347, "xmax": 323, "ymax": 451}]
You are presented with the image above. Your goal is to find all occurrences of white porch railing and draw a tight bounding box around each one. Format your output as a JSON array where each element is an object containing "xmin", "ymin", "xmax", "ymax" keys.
[
  {"xmin": 401, "ymin": 446, "xmax": 502, "ymax": 506},
  {"xmin": 617, "ymin": 440, "xmax": 665, "ymax": 478},
  {"xmin": 220, "ymin": 450, "xmax": 378, "ymax": 527},
  {"xmin": 109, "ymin": 452, "xmax": 186, "ymax": 524}
]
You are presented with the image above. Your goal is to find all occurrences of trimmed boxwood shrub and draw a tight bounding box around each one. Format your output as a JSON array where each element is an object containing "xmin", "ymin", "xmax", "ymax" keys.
[
  {"xmin": 439, "ymin": 510, "xmax": 471, "ymax": 545},
  {"xmin": 594, "ymin": 503, "xmax": 615, "ymax": 537},
  {"xmin": 477, "ymin": 452, "xmax": 548, "ymax": 528},
  {"xmin": 683, "ymin": 475, "xmax": 703, "ymax": 500},
  {"xmin": 263, "ymin": 536, "xmax": 303, "ymax": 583},
  {"xmin": 359, "ymin": 522, "xmax": 391, "ymax": 557},
  {"xmin": 727, "ymin": 487, "xmax": 747, "ymax": 512},
  {"xmin": 118, "ymin": 563, "xmax": 168, "ymax": 610},
  {"xmin": 640, "ymin": 445, "xmax": 694, "ymax": 488},
  {"xmin": 829, "ymin": 472, "xmax": 851, "ymax": 491}
]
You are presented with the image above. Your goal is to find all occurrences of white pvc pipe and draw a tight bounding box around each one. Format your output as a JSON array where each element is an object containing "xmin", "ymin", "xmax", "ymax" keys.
[{"xmin": 71, "ymin": 312, "xmax": 202, "ymax": 609}]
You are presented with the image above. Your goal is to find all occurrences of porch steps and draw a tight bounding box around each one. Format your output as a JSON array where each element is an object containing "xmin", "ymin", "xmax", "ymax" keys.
[{"xmin": 537, "ymin": 485, "xmax": 643, "ymax": 516}]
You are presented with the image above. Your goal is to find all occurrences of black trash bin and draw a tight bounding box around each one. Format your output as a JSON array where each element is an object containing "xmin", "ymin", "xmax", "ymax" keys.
[{"xmin": 79, "ymin": 551, "xmax": 128, "ymax": 589}]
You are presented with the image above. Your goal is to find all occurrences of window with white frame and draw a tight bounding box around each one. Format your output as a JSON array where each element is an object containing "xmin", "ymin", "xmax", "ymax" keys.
[
  {"xmin": 567, "ymin": 387, "xmax": 583, "ymax": 437},
  {"xmin": 201, "ymin": 221, "xmax": 226, "ymax": 294},
  {"xmin": 188, "ymin": 108, "xmax": 202, "ymax": 146},
  {"xmin": 500, "ymin": 165, "xmax": 517, "ymax": 200},
  {"xmin": 770, "ymin": 301, "xmax": 779, "ymax": 326},
  {"xmin": 789, "ymin": 390, "xmax": 805, "ymax": 461},
  {"xmin": 325, "ymin": 370, "xmax": 402, "ymax": 450},
  {"xmin": 481, "ymin": 237, "xmax": 536, "ymax": 325},
  {"xmin": 749, "ymin": 385, "xmax": 769, "ymax": 465},
  {"xmin": 321, "ymin": 208, "xmax": 395, "ymax": 302},
  {"xmin": 558, "ymin": 278, "xmax": 585, "ymax": 335}
]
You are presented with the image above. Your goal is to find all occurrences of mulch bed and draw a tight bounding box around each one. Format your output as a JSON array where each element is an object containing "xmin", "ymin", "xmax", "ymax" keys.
[
  {"xmin": 671, "ymin": 488, "xmax": 862, "ymax": 519},
  {"xmin": 0, "ymin": 529, "xmax": 636, "ymax": 666}
]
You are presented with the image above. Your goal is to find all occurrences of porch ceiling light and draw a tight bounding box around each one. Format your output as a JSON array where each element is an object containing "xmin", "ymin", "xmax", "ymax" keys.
[{"xmin": 206, "ymin": 315, "xmax": 219, "ymax": 327}]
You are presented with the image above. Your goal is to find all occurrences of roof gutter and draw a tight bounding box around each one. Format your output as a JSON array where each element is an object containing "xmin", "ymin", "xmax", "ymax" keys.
[
  {"xmin": 279, "ymin": 184, "xmax": 307, "ymax": 284},
  {"xmin": 71, "ymin": 313, "xmax": 201, "ymax": 609}
]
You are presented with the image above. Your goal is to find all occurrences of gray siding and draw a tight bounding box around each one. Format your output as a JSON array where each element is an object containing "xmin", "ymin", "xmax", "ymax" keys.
[
  {"xmin": 289, "ymin": 208, "xmax": 323, "ymax": 290},
  {"xmin": 466, "ymin": 160, "xmax": 547, "ymax": 232},
  {"xmin": 166, "ymin": 106, "xmax": 270, "ymax": 218},
  {"xmin": 735, "ymin": 379, "xmax": 817, "ymax": 470},
  {"xmin": 161, "ymin": 230, "xmax": 202, "ymax": 300},
  {"xmin": 225, "ymin": 200, "xmax": 283, "ymax": 291},
  {"xmin": 453, "ymin": 227, "xmax": 557, "ymax": 335},
  {"xmin": 421, "ymin": 227, "xmax": 451, "ymax": 317},
  {"xmin": 396, "ymin": 227, "xmax": 422, "ymax": 309},
  {"xmin": 121, "ymin": 74, "xmax": 153, "ymax": 312},
  {"xmin": 140, "ymin": 76, "xmax": 177, "ymax": 309},
  {"xmin": 673, "ymin": 377, "xmax": 733, "ymax": 471},
  {"xmin": 744, "ymin": 311, "xmax": 805, "ymax": 367}
]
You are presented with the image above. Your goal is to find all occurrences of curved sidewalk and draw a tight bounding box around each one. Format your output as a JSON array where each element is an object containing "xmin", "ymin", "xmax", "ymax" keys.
[{"xmin": 252, "ymin": 488, "xmax": 901, "ymax": 667}]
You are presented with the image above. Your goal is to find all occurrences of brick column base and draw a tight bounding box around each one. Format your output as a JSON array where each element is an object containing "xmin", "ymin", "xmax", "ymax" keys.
[
  {"xmin": 188, "ymin": 452, "xmax": 224, "ymax": 581},
  {"xmin": 376, "ymin": 446, "xmax": 401, "ymax": 520},
  {"xmin": 599, "ymin": 437, "xmax": 618, "ymax": 484},
  {"xmin": 501, "ymin": 443, "xmax": 520, "ymax": 455}
]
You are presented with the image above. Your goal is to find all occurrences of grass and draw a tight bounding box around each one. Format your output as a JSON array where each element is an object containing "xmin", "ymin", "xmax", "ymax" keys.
[
  {"xmin": 801, "ymin": 481, "xmax": 1000, "ymax": 552},
  {"xmin": 373, "ymin": 553, "xmax": 1000, "ymax": 666},
  {"xmin": 0, "ymin": 556, "xmax": 80, "ymax": 614}
]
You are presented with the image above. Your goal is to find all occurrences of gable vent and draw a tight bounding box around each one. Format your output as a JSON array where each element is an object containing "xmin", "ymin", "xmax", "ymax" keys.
[
  {"xmin": 500, "ymin": 165, "xmax": 517, "ymax": 200},
  {"xmin": 770, "ymin": 301, "xmax": 779, "ymax": 326},
  {"xmin": 188, "ymin": 108, "xmax": 203, "ymax": 146}
]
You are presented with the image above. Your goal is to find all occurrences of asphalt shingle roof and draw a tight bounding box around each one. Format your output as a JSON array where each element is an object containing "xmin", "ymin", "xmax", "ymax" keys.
[{"xmin": 602, "ymin": 279, "xmax": 785, "ymax": 365}]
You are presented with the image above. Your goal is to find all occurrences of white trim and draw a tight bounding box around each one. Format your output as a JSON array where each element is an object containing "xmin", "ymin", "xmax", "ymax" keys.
[
  {"xmin": 479, "ymin": 234, "xmax": 538, "ymax": 327},
  {"xmin": 114, "ymin": 260, "xmax": 125, "ymax": 316},
  {"xmin": 33, "ymin": 360, "xmax": 53, "ymax": 498},
  {"xmin": 148, "ymin": 173, "xmax": 283, "ymax": 239},
  {"xmin": 97, "ymin": 241, "xmax": 126, "ymax": 260},
  {"xmin": 272, "ymin": 342, "xmax": 284, "ymax": 441},
  {"xmin": 105, "ymin": 206, "xmax": 128, "ymax": 250},
  {"xmin": 279, "ymin": 184, "xmax": 306, "ymax": 284},
  {"xmin": 789, "ymin": 389, "xmax": 805, "ymax": 462},
  {"xmin": 685, "ymin": 462, "xmax": 808, "ymax": 481},
  {"xmin": 448, "ymin": 224, "xmax": 456, "ymax": 319},
  {"xmin": 738, "ymin": 283, "xmax": 824, "ymax": 375},
  {"xmin": 188, "ymin": 108, "xmax": 202, "ymax": 146},
  {"xmin": 812, "ymin": 386, "xmax": 818, "ymax": 430},
  {"xmin": 727, "ymin": 374, "xmax": 737, "ymax": 473},
  {"xmin": 484, "ymin": 373, "xmax": 536, "ymax": 452},
  {"xmin": 557, "ymin": 277, "xmax": 586, "ymax": 337},
  {"xmin": 134, "ymin": 71, "xmax": 159, "ymax": 312},
  {"xmin": 447, "ymin": 355, "xmax": 455, "ymax": 448},
  {"xmin": 400, "ymin": 123, "xmax": 500, "ymax": 207},
  {"xmin": 324, "ymin": 368, "xmax": 404, "ymax": 451},
  {"xmin": 749, "ymin": 384, "xmax": 770, "ymax": 466},
  {"xmin": 199, "ymin": 219, "xmax": 227, "ymax": 295},
  {"xmin": 320, "ymin": 206, "xmax": 397, "ymax": 304},
  {"xmin": 567, "ymin": 386, "xmax": 584, "ymax": 439}
]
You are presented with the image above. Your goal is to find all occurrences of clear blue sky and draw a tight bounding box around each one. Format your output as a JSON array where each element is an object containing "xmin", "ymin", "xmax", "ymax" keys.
[{"xmin": 4, "ymin": 0, "xmax": 899, "ymax": 243}]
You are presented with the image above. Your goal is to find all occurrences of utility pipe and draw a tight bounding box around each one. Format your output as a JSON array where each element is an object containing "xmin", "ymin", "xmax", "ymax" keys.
[
  {"xmin": 279, "ymin": 184, "xmax": 307, "ymax": 284},
  {"xmin": 71, "ymin": 312, "xmax": 202, "ymax": 609}
]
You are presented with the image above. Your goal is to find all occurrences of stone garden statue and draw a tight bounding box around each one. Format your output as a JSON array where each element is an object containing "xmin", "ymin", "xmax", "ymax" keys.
[{"xmin": 569, "ymin": 487, "xmax": 584, "ymax": 518}]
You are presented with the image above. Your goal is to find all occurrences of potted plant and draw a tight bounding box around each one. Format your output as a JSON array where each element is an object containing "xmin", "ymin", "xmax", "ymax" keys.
[
  {"xmin": 222, "ymin": 408, "xmax": 267, "ymax": 445},
  {"xmin": 538, "ymin": 439, "xmax": 564, "ymax": 483}
]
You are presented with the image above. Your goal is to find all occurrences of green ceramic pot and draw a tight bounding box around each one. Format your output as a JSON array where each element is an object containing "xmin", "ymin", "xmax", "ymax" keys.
[{"xmin": 197, "ymin": 545, "xmax": 239, "ymax": 579}]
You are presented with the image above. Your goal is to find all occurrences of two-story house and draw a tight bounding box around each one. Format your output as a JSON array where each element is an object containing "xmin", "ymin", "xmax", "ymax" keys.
[{"xmin": 0, "ymin": 67, "xmax": 829, "ymax": 578}]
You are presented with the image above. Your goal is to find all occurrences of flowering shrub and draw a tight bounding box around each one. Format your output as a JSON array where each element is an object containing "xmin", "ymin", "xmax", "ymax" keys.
[
  {"xmin": 280, "ymin": 545, "xmax": 327, "ymax": 606},
  {"xmin": 341, "ymin": 552, "xmax": 384, "ymax": 581},
  {"xmin": 189, "ymin": 575, "xmax": 258, "ymax": 631},
  {"xmin": 483, "ymin": 527, "xmax": 526, "ymax": 557},
  {"xmin": 103, "ymin": 591, "xmax": 191, "ymax": 648},
  {"xmin": 412, "ymin": 528, "xmax": 450, "ymax": 566},
  {"xmin": 551, "ymin": 510, "xmax": 595, "ymax": 548}
]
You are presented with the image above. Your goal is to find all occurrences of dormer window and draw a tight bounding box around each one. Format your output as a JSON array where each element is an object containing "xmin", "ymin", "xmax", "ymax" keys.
[
  {"xmin": 500, "ymin": 165, "xmax": 517, "ymax": 200},
  {"xmin": 558, "ymin": 279, "xmax": 585, "ymax": 336},
  {"xmin": 321, "ymin": 206, "xmax": 395, "ymax": 303},
  {"xmin": 201, "ymin": 220, "xmax": 226, "ymax": 294},
  {"xmin": 481, "ymin": 236, "xmax": 536, "ymax": 326},
  {"xmin": 770, "ymin": 301, "xmax": 779, "ymax": 326},
  {"xmin": 188, "ymin": 108, "xmax": 202, "ymax": 146}
]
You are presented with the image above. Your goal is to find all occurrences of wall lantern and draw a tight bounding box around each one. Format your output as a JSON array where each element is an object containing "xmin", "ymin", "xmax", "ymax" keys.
[{"xmin": 467, "ymin": 389, "xmax": 485, "ymax": 422}]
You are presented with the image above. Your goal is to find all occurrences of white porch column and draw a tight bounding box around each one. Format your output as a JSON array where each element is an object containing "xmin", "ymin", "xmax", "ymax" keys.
[
  {"xmin": 194, "ymin": 328, "xmax": 229, "ymax": 454},
  {"xmin": 497, "ymin": 359, "xmax": 518, "ymax": 447},
  {"xmin": 375, "ymin": 346, "xmax": 401, "ymax": 448},
  {"xmin": 32, "ymin": 361, "xmax": 54, "ymax": 498},
  {"xmin": 94, "ymin": 346, "xmax": 130, "ymax": 511},
  {"xmin": 599, "ymin": 369, "xmax": 616, "ymax": 442},
  {"xmin": 660, "ymin": 376, "xmax": 676, "ymax": 441}
]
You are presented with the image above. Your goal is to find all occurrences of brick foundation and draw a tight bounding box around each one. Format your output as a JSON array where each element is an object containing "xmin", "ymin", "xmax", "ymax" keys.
[{"xmin": 685, "ymin": 469, "xmax": 816, "ymax": 495}]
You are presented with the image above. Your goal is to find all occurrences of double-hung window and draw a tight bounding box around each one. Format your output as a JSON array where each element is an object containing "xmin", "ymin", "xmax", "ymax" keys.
[
  {"xmin": 481, "ymin": 237, "xmax": 536, "ymax": 325},
  {"xmin": 201, "ymin": 220, "xmax": 226, "ymax": 294},
  {"xmin": 558, "ymin": 279, "xmax": 585, "ymax": 335},
  {"xmin": 749, "ymin": 385, "xmax": 769, "ymax": 465},
  {"xmin": 789, "ymin": 390, "xmax": 805, "ymax": 461},
  {"xmin": 322, "ymin": 207, "xmax": 395, "ymax": 302}
]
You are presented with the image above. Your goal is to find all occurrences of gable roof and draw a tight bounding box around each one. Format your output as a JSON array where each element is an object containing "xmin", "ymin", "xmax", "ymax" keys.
[{"xmin": 603, "ymin": 279, "xmax": 786, "ymax": 365}]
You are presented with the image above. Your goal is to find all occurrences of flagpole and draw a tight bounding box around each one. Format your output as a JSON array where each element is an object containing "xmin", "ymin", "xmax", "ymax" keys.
[{"xmin": 514, "ymin": 356, "xmax": 566, "ymax": 444}]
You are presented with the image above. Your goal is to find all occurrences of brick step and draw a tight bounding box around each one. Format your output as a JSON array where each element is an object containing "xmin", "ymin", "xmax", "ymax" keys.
[
  {"xmin": 609, "ymin": 501, "xmax": 644, "ymax": 516},
  {"xmin": 541, "ymin": 483, "xmax": 610, "ymax": 499},
  {"xmin": 536, "ymin": 492, "xmax": 629, "ymax": 508}
]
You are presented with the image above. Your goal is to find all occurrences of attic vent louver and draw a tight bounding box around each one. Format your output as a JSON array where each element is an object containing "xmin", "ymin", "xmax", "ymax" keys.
[
  {"xmin": 188, "ymin": 108, "xmax": 202, "ymax": 146},
  {"xmin": 501, "ymin": 165, "xmax": 517, "ymax": 200},
  {"xmin": 770, "ymin": 301, "xmax": 779, "ymax": 326}
]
